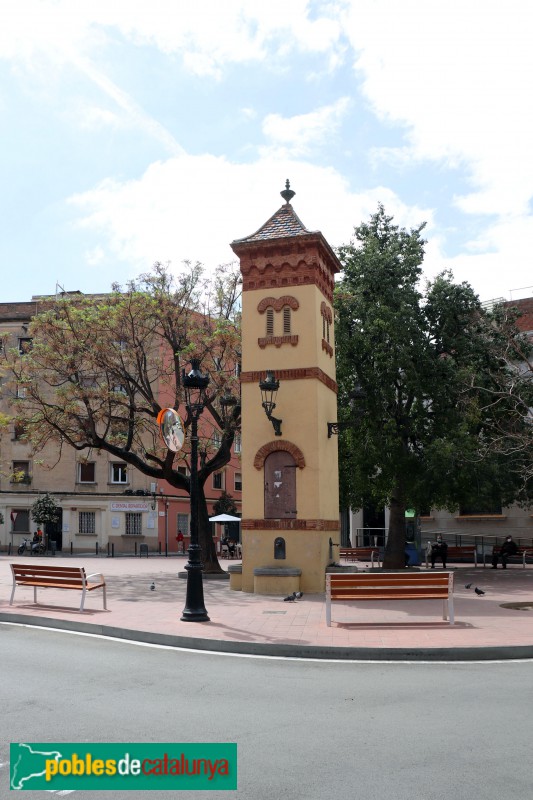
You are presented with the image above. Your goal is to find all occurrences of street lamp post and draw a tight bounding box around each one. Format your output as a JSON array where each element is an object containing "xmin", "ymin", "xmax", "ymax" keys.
[{"xmin": 181, "ymin": 359, "xmax": 210, "ymax": 622}]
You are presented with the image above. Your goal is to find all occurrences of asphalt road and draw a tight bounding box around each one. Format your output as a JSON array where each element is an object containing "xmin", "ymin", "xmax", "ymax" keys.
[{"xmin": 1, "ymin": 623, "xmax": 533, "ymax": 799}]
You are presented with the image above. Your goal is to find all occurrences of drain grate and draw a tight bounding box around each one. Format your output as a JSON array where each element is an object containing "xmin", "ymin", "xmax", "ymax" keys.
[
  {"xmin": 500, "ymin": 602, "xmax": 533, "ymax": 611},
  {"xmin": 262, "ymin": 610, "xmax": 287, "ymax": 615}
]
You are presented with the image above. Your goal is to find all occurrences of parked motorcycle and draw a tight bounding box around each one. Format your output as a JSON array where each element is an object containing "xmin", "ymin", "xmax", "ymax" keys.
[{"xmin": 17, "ymin": 537, "xmax": 46, "ymax": 556}]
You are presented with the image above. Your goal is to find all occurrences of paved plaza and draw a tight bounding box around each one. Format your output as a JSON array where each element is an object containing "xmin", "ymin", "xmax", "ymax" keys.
[{"xmin": 2, "ymin": 554, "xmax": 533, "ymax": 659}]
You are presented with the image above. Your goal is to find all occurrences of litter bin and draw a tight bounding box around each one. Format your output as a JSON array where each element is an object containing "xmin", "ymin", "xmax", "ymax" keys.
[
  {"xmin": 49, "ymin": 541, "xmax": 57, "ymax": 556},
  {"xmin": 139, "ymin": 543, "xmax": 149, "ymax": 558}
]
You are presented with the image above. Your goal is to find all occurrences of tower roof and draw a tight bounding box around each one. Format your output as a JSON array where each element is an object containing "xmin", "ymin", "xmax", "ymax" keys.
[{"xmin": 231, "ymin": 179, "xmax": 320, "ymax": 247}]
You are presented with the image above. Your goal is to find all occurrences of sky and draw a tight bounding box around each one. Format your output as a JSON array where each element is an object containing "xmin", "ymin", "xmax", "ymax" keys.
[{"xmin": 1, "ymin": 0, "xmax": 532, "ymax": 304}]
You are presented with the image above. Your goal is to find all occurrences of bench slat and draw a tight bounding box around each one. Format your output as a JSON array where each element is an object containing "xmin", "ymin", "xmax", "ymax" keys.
[
  {"xmin": 326, "ymin": 571, "xmax": 454, "ymax": 626},
  {"xmin": 10, "ymin": 563, "xmax": 107, "ymax": 612}
]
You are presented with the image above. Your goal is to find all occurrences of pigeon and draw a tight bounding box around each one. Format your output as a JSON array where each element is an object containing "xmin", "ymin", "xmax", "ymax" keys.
[
  {"xmin": 294, "ymin": 591, "xmax": 304, "ymax": 599},
  {"xmin": 474, "ymin": 587, "xmax": 485, "ymax": 596},
  {"xmin": 283, "ymin": 594, "xmax": 296, "ymax": 602},
  {"xmin": 465, "ymin": 583, "xmax": 472, "ymax": 589},
  {"xmin": 150, "ymin": 582, "xmax": 155, "ymax": 591}
]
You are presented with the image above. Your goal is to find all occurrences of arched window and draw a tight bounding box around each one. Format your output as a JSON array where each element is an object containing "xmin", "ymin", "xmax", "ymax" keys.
[
  {"xmin": 266, "ymin": 308, "xmax": 274, "ymax": 336},
  {"xmin": 283, "ymin": 306, "xmax": 291, "ymax": 335}
]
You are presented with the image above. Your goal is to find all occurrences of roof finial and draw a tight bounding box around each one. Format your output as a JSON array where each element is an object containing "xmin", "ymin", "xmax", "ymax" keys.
[{"xmin": 280, "ymin": 179, "xmax": 295, "ymax": 205}]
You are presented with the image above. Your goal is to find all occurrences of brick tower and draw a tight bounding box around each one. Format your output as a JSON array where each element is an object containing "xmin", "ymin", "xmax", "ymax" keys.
[{"xmin": 230, "ymin": 181, "xmax": 340, "ymax": 593}]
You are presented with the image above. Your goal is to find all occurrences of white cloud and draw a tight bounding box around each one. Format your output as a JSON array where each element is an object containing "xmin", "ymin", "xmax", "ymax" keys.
[
  {"xmin": 261, "ymin": 97, "xmax": 351, "ymax": 157},
  {"xmin": 68, "ymin": 154, "xmax": 432, "ymax": 280},
  {"xmin": 342, "ymin": 0, "xmax": 533, "ymax": 216}
]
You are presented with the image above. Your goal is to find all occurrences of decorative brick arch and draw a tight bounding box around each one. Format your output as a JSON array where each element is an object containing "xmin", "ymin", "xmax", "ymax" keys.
[
  {"xmin": 253, "ymin": 440, "xmax": 306, "ymax": 470},
  {"xmin": 257, "ymin": 296, "xmax": 300, "ymax": 313},
  {"xmin": 320, "ymin": 301, "xmax": 333, "ymax": 324}
]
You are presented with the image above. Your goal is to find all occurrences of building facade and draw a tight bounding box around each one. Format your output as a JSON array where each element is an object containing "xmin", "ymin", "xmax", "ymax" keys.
[{"xmin": 0, "ymin": 297, "xmax": 242, "ymax": 555}]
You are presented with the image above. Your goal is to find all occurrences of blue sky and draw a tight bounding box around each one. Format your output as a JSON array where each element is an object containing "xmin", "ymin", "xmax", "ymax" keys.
[{"xmin": 1, "ymin": 0, "xmax": 532, "ymax": 304}]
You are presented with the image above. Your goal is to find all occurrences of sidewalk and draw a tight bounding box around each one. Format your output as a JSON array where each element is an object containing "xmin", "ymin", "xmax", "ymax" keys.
[{"xmin": 2, "ymin": 554, "xmax": 533, "ymax": 660}]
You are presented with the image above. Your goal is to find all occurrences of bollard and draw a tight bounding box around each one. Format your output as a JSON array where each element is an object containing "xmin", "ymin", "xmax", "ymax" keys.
[
  {"xmin": 70, "ymin": 542, "xmax": 73, "ymax": 556},
  {"xmin": 96, "ymin": 542, "xmax": 99, "ymax": 556},
  {"xmin": 8, "ymin": 542, "xmax": 12, "ymax": 556},
  {"xmin": 158, "ymin": 541, "xmax": 162, "ymax": 555},
  {"xmin": 111, "ymin": 542, "xmax": 114, "ymax": 558},
  {"xmin": 135, "ymin": 541, "xmax": 137, "ymax": 556},
  {"xmin": 107, "ymin": 542, "xmax": 110, "ymax": 558}
]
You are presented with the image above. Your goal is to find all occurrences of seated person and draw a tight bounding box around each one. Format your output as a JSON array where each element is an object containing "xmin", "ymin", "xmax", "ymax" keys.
[
  {"xmin": 430, "ymin": 535, "xmax": 448, "ymax": 569},
  {"xmin": 492, "ymin": 536, "xmax": 518, "ymax": 569}
]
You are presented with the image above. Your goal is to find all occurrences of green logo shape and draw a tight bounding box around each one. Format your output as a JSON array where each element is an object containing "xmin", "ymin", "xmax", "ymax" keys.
[{"xmin": 10, "ymin": 743, "xmax": 237, "ymax": 791}]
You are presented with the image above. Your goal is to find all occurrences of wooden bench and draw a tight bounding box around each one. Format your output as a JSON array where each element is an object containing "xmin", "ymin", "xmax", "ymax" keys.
[
  {"xmin": 339, "ymin": 547, "xmax": 381, "ymax": 568},
  {"xmin": 325, "ymin": 571, "xmax": 454, "ymax": 626},
  {"xmin": 10, "ymin": 564, "xmax": 107, "ymax": 612},
  {"xmin": 484, "ymin": 546, "xmax": 533, "ymax": 569},
  {"xmin": 425, "ymin": 544, "xmax": 478, "ymax": 568}
]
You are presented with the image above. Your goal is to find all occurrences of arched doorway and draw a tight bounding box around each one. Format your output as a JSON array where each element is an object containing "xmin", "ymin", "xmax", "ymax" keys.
[{"xmin": 264, "ymin": 451, "xmax": 297, "ymax": 519}]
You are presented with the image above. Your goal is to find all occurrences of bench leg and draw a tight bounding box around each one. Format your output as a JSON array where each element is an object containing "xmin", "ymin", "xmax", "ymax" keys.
[
  {"xmin": 447, "ymin": 596, "xmax": 455, "ymax": 625},
  {"xmin": 80, "ymin": 588, "xmax": 86, "ymax": 612},
  {"xmin": 9, "ymin": 583, "xmax": 16, "ymax": 605},
  {"xmin": 102, "ymin": 585, "xmax": 107, "ymax": 610},
  {"xmin": 326, "ymin": 596, "xmax": 332, "ymax": 627},
  {"xmin": 34, "ymin": 586, "xmax": 38, "ymax": 604}
]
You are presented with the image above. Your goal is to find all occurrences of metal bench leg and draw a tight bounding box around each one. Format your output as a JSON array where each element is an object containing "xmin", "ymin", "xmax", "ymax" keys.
[
  {"xmin": 102, "ymin": 585, "xmax": 107, "ymax": 610},
  {"xmin": 448, "ymin": 597, "xmax": 455, "ymax": 625},
  {"xmin": 9, "ymin": 583, "xmax": 16, "ymax": 605},
  {"xmin": 80, "ymin": 588, "xmax": 86, "ymax": 612},
  {"xmin": 326, "ymin": 596, "xmax": 332, "ymax": 627},
  {"xmin": 34, "ymin": 586, "xmax": 38, "ymax": 604}
]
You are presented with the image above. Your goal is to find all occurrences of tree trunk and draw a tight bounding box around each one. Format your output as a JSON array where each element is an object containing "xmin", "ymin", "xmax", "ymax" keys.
[
  {"xmin": 383, "ymin": 485, "xmax": 406, "ymax": 569},
  {"xmin": 197, "ymin": 482, "xmax": 225, "ymax": 574}
]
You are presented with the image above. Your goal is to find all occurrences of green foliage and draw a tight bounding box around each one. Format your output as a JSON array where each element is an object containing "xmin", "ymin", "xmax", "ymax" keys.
[
  {"xmin": 212, "ymin": 491, "xmax": 238, "ymax": 516},
  {"xmin": 6, "ymin": 262, "xmax": 242, "ymax": 572},
  {"xmin": 31, "ymin": 493, "xmax": 61, "ymax": 525},
  {"xmin": 335, "ymin": 205, "xmax": 531, "ymax": 566}
]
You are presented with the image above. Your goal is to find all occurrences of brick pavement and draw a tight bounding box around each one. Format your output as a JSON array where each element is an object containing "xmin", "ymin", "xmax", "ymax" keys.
[{"xmin": 1, "ymin": 554, "xmax": 533, "ymax": 659}]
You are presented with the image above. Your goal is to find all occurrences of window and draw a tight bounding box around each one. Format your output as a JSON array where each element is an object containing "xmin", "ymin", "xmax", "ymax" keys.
[
  {"xmin": 213, "ymin": 472, "xmax": 224, "ymax": 490},
  {"xmin": 18, "ymin": 337, "xmax": 33, "ymax": 354},
  {"xmin": 234, "ymin": 434, "xmax": 241, "ymax": 454},
  {"xmin": 460, "ymin": 500, "xmax": 503, "ymax": 515},
  {"xmin": 11, "ymin": 509, "xmax": 30, "ymax": 532},
  {"xmin": 110, "ymin": 463, "xmax": 128, "ymax": 484},
  {"xmin": 16, "ymin": 385, "xmax": 27, "ymax": 399},
  {"xmin": 11, "ymin": 461, "xmax": 30, "ymax": 483},
  {"xmin": 266, "ymin": 308, "xmax": 274, "ymax": 336},
  {"xmin": 177, "ymin": 513, "xmax": 189, "ymax": 536},
  {"xmin": 177, "ymin": 465, "xmax": 189, "ymax": 477},
  {"xmin": 234, "ymin": 472, "xmax": 242, "ymax": 492},
  {"xmin": 212, "ymin": 430, "xmax": 222, "ymax": 448},
  {"xmin": 78, "ymin": 462, "xmax": 96, "ymax": 483},
  {"xmin": 125, "ymin": 512, "xmax": 142, "ymax": 535},
  {"xmin": 13, "ymin": 421, "xmax": 26, "ymax": 440},
  {"xmin": 79, "ymin": 511, "xmax": 96, "ymax": 534},
  {"xmin": 283, "ymin": 306, "xmax": 291, "ymax": 335}
]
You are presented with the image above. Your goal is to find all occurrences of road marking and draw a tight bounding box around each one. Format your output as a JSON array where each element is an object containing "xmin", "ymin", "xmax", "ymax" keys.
[{"xmin": 3, "ymin": 621, "xmax": 533, "ymax": 665}]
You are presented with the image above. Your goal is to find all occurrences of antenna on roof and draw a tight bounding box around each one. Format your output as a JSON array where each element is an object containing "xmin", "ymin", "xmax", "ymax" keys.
[{"xmin": 55, "ymin": 282, "xmax": 65, "ymax": 299}]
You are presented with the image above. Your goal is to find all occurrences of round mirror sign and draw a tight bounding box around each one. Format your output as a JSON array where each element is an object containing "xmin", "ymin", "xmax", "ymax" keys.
[{"xmin": 157, "ymin": 408, "xmax": 185, "ymax": 453}]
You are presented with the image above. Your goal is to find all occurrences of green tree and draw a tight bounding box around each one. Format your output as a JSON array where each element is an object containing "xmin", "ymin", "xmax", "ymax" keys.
[
  {"xmin": 6, "ymin": 262, "xmax": 241, "ymax": 573},
  {"xmin": 31, "ymin": 493, "xmax": 61, "ymax": 526},
  {"xmin": 212, "ymin": 491, "xmax": 239, "ymax": 516},
  {"xmin": 335, "ymin": 205, "xmax": 531, "ymax": 568}
]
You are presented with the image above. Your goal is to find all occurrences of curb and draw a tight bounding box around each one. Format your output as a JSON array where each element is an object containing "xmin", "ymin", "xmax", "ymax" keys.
[{"xmin": 2, "ymin": 612, "xmax": 533, "ymax": 661}]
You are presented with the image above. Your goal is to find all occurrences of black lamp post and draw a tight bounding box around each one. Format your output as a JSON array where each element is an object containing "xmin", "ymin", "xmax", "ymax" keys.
[
  {"xmin": 259, "ymin": 371, "xmax": 282, "ymax": 436},
  {"xmin": 181, "ymin": 358, "xmax": 210, "ymax": 622}
]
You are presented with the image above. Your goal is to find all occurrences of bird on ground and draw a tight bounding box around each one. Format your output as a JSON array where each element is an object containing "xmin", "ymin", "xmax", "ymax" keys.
[
  {"xmin": 150, "ymin": 582, "xmax": 155, "ymax": 591},
  {"xmin": 474, "ymin": 587, "xmax": 485, "ymax": 595},
  {"xmin": 294, "ymin": 591, "xmax": 304, "ymax": 599},
  {"xmin": 465, "ymin": 583, "xmax": 472, "ymax": 589},
  {"xmin": 283, "ymin": 594, "xmax": 296, "ymax": 602}
]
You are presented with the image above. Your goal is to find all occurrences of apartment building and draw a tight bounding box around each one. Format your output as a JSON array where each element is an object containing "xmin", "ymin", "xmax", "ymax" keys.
[{"xmin": 0, "ymin": 296, "xmax": 242, "ymax": 554}]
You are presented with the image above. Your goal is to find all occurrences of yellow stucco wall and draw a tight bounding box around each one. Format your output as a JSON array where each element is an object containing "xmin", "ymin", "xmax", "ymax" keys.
[{"xmin": 239, "ymin": 278, "xmax": 340, "ymax": 594}]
